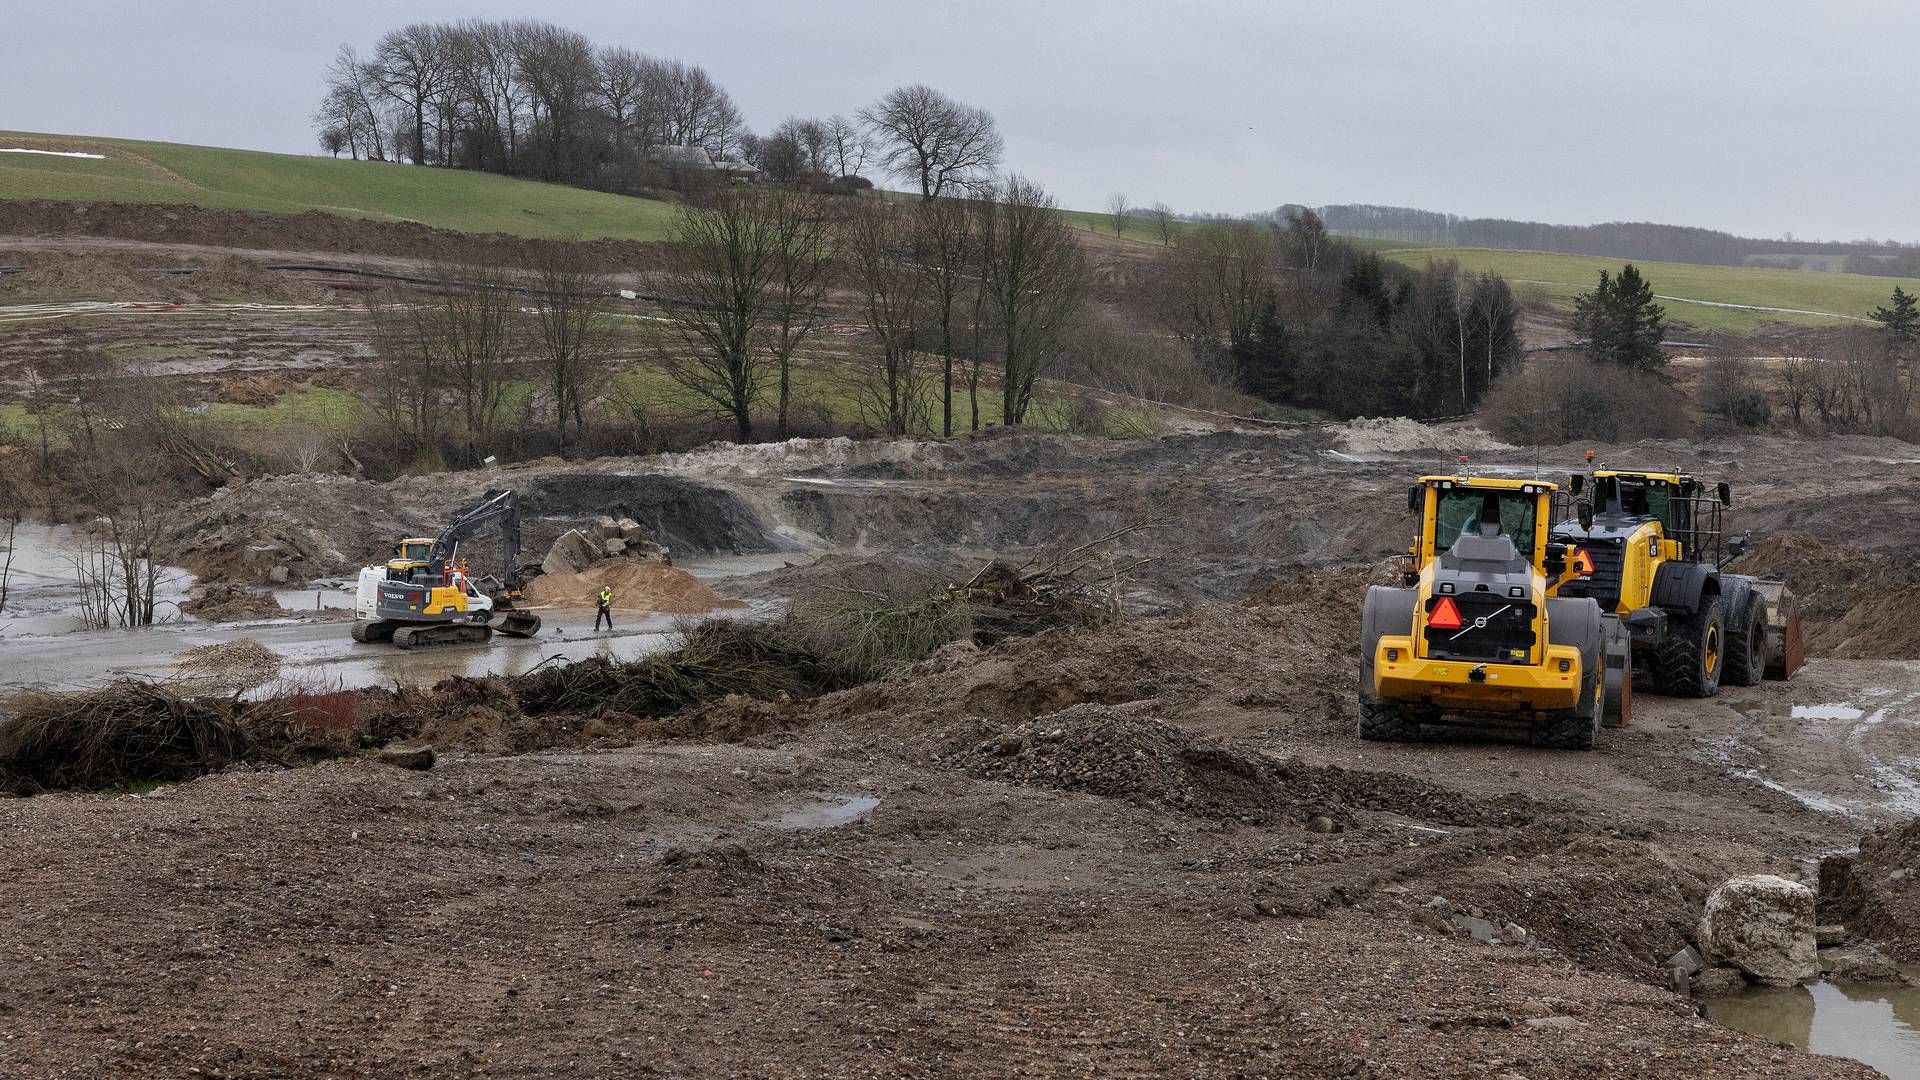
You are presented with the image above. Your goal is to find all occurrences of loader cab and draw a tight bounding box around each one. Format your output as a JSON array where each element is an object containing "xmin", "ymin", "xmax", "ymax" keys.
[
  {"xmin": 386, "ymin": 538, "xmax": 436, "ymax": 582},
  {"xmin": 1587, "ymin": 470, "xmax": 1731, "ymax": 565},
  {"xmin": 1409, "ymin": 476, "xmax": 1558, "ymax": 570}
]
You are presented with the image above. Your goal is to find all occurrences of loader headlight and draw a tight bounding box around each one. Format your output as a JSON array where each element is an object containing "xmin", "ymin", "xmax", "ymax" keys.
[
  {"xmin": 1386, "ymin": 648, "xmax": 1400, "ymax": 662},
  {"xmin": 1508, "ymin": 586, "xmax": 1526, "ymax": 598},
  {"xmin": 1558, "ymin": 660, "xmax": 1571, "ymax": 672}
]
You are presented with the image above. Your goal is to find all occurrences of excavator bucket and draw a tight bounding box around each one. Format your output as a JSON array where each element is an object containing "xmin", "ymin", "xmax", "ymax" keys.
[
  {"xmin": 1750, "ymin": 580, "xmax": 1803, "ymax": 680},
  {"xmin": 493, "ymin": 610, "xmax": 542, "ymax": 639}
]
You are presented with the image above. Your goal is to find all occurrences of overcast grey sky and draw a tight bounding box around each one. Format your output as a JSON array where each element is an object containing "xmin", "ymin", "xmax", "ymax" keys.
[{"xmin": 5, "ymin": 1, "xmax": 1911, "ymax": 241}]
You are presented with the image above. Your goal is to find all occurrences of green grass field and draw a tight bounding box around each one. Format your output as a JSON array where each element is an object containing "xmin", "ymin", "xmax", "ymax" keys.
[
  {"xmin": 0, "ymin": 131, "xmax": 678, "ymax": 240},
  {"xmin": 1371, "ymin": 244, "xmax": 1920, "ymax": 333}
]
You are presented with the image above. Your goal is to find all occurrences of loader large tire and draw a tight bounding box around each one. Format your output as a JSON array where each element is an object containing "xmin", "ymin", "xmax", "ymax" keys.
[
  {"xmin": 1358, "ymin": 700, "xmax": 1421, "ymax": 742},
  {"xmin": 1722, "ymin": 588, "xmax": 1767, "ymax": 688},
  {"xmin": 1533, "ymin": 675, "xmax": 1602, "ymax": 751},
  {"xmin": 1654, "ymin": 595, "xmax": 1725, "ymax": 699}
]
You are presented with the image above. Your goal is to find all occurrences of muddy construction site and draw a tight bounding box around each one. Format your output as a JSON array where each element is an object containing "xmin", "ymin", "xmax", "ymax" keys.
[{"xmin": 7, "ymin": 420, "xmax": 1920, "ymax": 1077}]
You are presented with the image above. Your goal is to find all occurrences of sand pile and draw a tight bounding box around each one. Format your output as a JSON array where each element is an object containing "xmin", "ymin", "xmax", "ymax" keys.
[
  {"xmin": 523, "ymin": 560, "xmax": 742, "ymax": 614},
  {"xmin": 183, "ymin": 583, "xmax": 285, "ymax": 623},
  {"xmin": 1334, "ymin": 416, "xmax": 1513, "ymax": 455},
  {"xmin": 175, "ymin": 638, "xmax": 284, "ymax": 690}
]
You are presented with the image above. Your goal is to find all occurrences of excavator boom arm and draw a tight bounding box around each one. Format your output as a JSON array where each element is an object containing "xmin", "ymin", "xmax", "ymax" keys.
[{"xmin": 429, "ymin": 490, "xmax": 523, "ymax": 587}]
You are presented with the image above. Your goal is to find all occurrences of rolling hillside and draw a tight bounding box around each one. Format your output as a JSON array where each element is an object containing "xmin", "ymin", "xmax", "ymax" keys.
[
  {"xmin": 0, "ymin": 131, "xmax": 678, "ymax": 240},
  {"xmin": 1370, "ymin": 243, "xmax": 1920, "ymax": 333}
]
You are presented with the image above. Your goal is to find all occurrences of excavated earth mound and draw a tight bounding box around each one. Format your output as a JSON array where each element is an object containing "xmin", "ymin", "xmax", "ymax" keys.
[{"xmin": 522, "ymin": 560, "xmax": 743, "ymax": 613}]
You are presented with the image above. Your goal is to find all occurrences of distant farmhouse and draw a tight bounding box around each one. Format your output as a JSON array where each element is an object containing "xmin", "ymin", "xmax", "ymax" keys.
[{"xmin": 645, "ymin": 144, "xmax": 760, "ymax": 183}]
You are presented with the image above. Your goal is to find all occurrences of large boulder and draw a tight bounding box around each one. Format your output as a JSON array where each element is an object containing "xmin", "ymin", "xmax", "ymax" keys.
[
  {"xmin": 541, "ymin": 529, "xmax": 603, "ymax": 577},
  {"xmin": 1697, "ymin": 874, "xmax": 1819, "ymax": 987}
]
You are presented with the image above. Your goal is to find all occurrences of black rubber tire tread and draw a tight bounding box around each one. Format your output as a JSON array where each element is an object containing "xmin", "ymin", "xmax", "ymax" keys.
[
  {"xmin": 1358, "ymin": 700, "xmax": 1421, "ymax": 742},
  {"xmin": 1722, "ymin": 591, "xmax": 1766, "ymax": 688},
  {"xmin": 1653, "ymin": 596, "xmax": 1725, "ymax": 698},
  {"xmin": 1534, "ymin": 673, "xmax": 1602, "ymax": 750}
]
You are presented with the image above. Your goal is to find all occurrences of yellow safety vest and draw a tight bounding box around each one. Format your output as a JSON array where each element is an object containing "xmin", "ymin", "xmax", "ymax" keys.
[{"xmin": 598, "ymin": 590, "xmax": 612, "ymax": 606}]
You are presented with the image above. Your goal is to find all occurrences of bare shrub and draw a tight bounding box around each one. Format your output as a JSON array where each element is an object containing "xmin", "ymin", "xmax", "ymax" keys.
[{"xmin": 1480, "ymin": 357, "xmax": 1691, "ymax": 445}]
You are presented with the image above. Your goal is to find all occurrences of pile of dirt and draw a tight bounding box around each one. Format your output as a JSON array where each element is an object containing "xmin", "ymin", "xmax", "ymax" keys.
[
  {"xmin": 1822, "ymin": 819, "xmax": 1920, "ymax": 961},
  {"xmin": 956, "ymin": 702, "xmax": 1353, "ymax": 825},
  {"xmin": 182, "ymin": 583, "xmax": 285, "ymax": 622},
  {"xmin": 176, "ymin": 638, "xmax": 284, "ymax": 690},
  {"xmin": 1332, "ymin": 416, "xmax": 1513, "ymax": 456},
  {"xmin": 1728, "ymin": 533, "xmax": 1915, "ymax": 657},
  {"xmin": 523, "ymin": 560, "xmax": 742, "ymax": 614},
  {"xmin": 0, "ymin": 247, "xmax": 335, "ymax": 304}
]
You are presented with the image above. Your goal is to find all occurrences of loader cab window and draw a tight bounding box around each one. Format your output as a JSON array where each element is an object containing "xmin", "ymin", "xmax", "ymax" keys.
[
  {"xmin": 1432, "ymin": 489, "xmax": 1536, "ymax": 555},
  {"xmin": 1615, "ymin": 478, "xmax": 1683, "ymax": 535}
]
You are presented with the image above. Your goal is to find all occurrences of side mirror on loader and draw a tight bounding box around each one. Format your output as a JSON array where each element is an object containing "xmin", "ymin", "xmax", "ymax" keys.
[
  {"xmin": 1577, "ymin": 500, "xmax": 1595, "ymax": 531},
  {"xmin": 1569, "ymin": 474, "xmax": 1585, "ymax": 496},
  {"xmin": 1408, "ymin": 484, "xmax": 1422, "ymax": 512},
  {"xmin": 1717, "ymin": 481, "xmax": 1733, "ymax": 507}
]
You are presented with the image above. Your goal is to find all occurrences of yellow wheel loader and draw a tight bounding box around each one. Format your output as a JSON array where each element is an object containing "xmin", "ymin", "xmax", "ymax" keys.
[
  {"xmin": 351, "ymin": 490, "xmax": 543, "ymax": 650},
  {"xmin": 1550, "ymin": 470, "xmax": 1801, "ymax": 705},
  {"xmin": 1361, "ymin": 476, "xmax": 1612, "ymax": 749}
]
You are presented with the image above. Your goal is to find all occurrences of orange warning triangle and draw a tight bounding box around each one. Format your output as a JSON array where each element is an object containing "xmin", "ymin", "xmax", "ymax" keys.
[
  {"xmin": 1573, "ymin": 548, "xmax": 1596, "ymax": 575},
  {"xmin": 1430, "ymin": 596, "xmax": 1464, "ymax": 630}
]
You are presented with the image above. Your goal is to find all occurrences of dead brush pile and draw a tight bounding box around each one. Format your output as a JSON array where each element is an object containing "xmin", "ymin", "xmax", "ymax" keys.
[{"xmin": 0, "ymin": 680, "xmax": 366, "ymax": 794}]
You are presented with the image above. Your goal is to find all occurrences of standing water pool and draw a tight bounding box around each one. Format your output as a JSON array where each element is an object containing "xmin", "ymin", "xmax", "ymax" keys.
[{"xmin": 1704, "ymin": 976, "xmax": 1920, "ymax": 1078}]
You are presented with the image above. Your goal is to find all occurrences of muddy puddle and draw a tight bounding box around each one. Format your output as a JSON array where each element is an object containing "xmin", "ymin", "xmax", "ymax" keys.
[
  {"xmin": 0, "ymin": 523, "xmax": 194, "ymax": 636},
  {"xmin": 1705, "ymin": 976, "xmax": 1920, "ymax": 1078},
  {"xmin": 761, "ymin": 793, "xmax": 880, "ymax": 831}
]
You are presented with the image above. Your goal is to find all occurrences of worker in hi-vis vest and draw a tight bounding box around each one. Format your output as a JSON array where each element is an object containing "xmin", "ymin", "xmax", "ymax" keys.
[{"xmin": 595, "ymin": 584, "xmax": 614, "ymax": 631}]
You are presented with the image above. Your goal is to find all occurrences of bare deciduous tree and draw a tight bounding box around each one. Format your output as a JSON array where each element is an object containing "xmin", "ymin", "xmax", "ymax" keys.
[
  {"xmin": 980, "ymin": 177, "xmax": 1089, "ymax": 425},
  {"xmin": 824, "ymin": 114, "xmax": 870, "ymax": 179},
  {"xmin": 843, "ymin": 202, "xmax": 929, "ymax": 435},
  {"xmin": 434, "ymin": 261, "xmax": 518, "ymax": 460},
  {"xmin": 68, "ymin": 453, "xmax": 182, "ymax": 628},
  {"xmin": 365, "ymin": 288, "xmax": 454, "ymax": 466},
  {"xmin": 1147, "ymin": 202, "xmax": 1176, "ymax": 246},
  {"xmin": 859, "ymin": 85, "xmax": 1004, "ymax": 201},
  {"xmin": 371, "ymin": 23, "xmax": 453, "ymax": 164},
  {"xmin": 1106, "ymin": 193, "xmax": 1131, "ymax": 238},
  {"xmin": 525, "ymin": 243, "xmax": 614, "ymax": 456},
  {"xmin": 1162, "ymin": 221, "xmax": 1274, "ymax": 360},
  {"xmin": 663, "ymin": 193, "xmax": 783, "ymax": 442},
  {"xmin": 912, "ymin": 197, "xmax": 977, "ymax": 436},
  {"xmin": 762, "ymin": 190, "xmax": 838, "ymax": 439}
]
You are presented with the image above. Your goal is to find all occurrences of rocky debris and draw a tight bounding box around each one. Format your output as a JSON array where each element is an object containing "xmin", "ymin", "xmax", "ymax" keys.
[
  {"xmin": 540, "ymin": 519, "xmax": 670, "ymax": 577},
  {"xmin": 377, "ymin": 747, "xmax": 436, "ymax": 771},
  {"xmin": 1820, "ymin": 942, "xmax": 1909, "ymax": 984},
  {"xmin": 1667, "ymin": 945, "xmax": 1704, "ymax": 993},
  {"xmin": 1690, "ymin": 966, "xmax": 1749, "ymax": 997},
  {"xmin": 182, "ymin": 582, "xmax": 285, "ymax": 623},
  {"xmin": 541, "ymin": 529, "xmax": 604, "ymax": 577},
  {"xmin": 175, "ymin": 638, "xmax": 283, "ymax": 690},
  {"xmin": 1697, "ymin": 874, "xmax": 1819, "ymax": 987},
  {"xmin": 1815, "ymin": 923, "xmax": 1848, "ymax": 947}
]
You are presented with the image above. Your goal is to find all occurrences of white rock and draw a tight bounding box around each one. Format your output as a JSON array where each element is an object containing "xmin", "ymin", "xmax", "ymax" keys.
[{"xmin": 1696, "ymin": 873, "xmax": 1818, "ymax": 987}]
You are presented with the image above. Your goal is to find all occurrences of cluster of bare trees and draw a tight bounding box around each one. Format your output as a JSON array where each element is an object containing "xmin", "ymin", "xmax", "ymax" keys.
[
  {"xmin": 661, "ymin": 177, "xmax": 1085, "ymax": 441},
  {"xmin": 365, "ymin": 252, "xmax": 613, "ymax": 465},
  {"xmin": 314, "ymin": 20, "xmax": 1016, "ymax": 210},
  {"xmin": 314, "ymin": 20, "xmax": 745, "ymax": 186},
  {"xmin": 1773, "ymin": 329, "xmax": 1915, "ymax": 436}
]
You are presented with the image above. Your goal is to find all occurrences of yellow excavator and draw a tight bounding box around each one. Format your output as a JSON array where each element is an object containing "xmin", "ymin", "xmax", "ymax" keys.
[
  {"xmin": 351, "ymin": 490, "xmax": 543, "ymax": 649},
  {"xmin": 1551, "ymin": 469, "xmax": 1801, "ymax": 706},
  {"xmin": 1361, "ymin": 475, "xmax": 1611, "ymax": 749}
]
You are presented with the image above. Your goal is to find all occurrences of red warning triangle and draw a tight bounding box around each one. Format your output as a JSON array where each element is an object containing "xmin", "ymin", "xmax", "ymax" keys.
[{"xmin": 1430, "ymin": 596, "xmax": 1464, "ymax": 630}]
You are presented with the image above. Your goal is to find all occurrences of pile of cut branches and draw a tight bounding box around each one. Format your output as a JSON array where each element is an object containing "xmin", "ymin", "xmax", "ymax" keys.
[
  {"xmin": 0, "ymin": 682, "xmax": 249, "ymax": 793},
  {"xmin": 954, "ymin": 524, "xmax": 1152, "ymax": 645}
]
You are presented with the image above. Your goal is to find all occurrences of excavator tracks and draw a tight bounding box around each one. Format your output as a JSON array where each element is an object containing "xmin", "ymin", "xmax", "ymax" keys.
[{"xmin": 391, "ymin": 623, "xmax": 493, "ymax": 650}]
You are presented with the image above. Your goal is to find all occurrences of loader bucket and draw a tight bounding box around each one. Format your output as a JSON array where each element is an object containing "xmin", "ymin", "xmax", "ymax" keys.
[
  {"xmin": 1751, "ymin": 580, "xmax": 1803, "ymax": 680},
  {"xmin": 494, "ymin": 610, "xmax": 543, "ymax": 639},
  {"xmin": 1601, "ymin": 618, "xmax": 1633, "ymax": 728}
]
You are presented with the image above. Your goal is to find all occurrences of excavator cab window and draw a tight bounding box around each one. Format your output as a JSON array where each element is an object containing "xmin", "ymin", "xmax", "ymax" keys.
[
  {"xmin": 1433, "ymin": 489, "xmax": 1536, "ymax": 553},
  {"xmin": 400, "ymin": 541, "xmax": 431, "ymax": 563}
]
